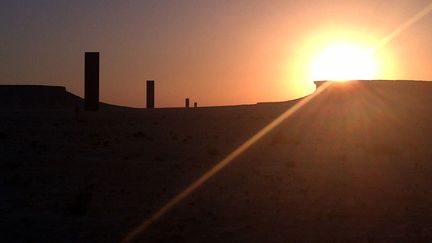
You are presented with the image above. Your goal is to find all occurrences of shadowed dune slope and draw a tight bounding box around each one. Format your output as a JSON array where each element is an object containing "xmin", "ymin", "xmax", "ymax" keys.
[
  {"xmin": 0, "ymin": 85, "xmax": 77, "ymax": 110},
  {"xmin": 0, "ymin": 85, "xmax": 130, "ymax": 111},
  {"xmin": 2, "ymin": 80, "xmax": 432, "ymax": 242}
]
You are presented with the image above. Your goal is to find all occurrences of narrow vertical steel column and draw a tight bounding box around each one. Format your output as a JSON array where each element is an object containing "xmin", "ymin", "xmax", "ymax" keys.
[
  {"xmin": 84, "ymin": 52, "xmax": 99, "ymax": 111},
  {"xmin": 147, "ymin": 80, "xmax": 155, "ymax": 109}
]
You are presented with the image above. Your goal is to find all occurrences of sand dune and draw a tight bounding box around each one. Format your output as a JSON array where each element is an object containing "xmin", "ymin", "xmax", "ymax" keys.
[{"xmin": 2, "ymin": 80, "xmax": 432, "ymax": 242}]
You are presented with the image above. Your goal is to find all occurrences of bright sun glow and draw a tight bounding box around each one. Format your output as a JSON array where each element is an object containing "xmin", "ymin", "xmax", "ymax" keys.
[{"xmin": 311, "ymin": 43, "xmax": 378, "ymax": 82}]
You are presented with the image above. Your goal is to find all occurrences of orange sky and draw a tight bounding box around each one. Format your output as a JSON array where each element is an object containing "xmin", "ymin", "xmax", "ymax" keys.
[{"xmin": 2, "ymin": 0, "xmax": 432, "ymax": 107}]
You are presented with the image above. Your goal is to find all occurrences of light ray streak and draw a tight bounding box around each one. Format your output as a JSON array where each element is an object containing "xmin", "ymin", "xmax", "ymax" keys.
[
  {"xmin": 121, "ymin": 2, "xmax": 432, "ymax": 242},
  {"xmin": 373, "ymin": 1, "xmax": 432, "ymax": 51},
  {"xmin": 121, "ymin": 82, "xmax": 332, "ymax": 243}
]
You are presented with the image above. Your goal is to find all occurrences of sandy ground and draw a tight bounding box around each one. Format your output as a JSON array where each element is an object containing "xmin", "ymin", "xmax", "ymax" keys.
[{"xmin": 2, "ymin": 81, "xmax": 432, "ymax": 242}]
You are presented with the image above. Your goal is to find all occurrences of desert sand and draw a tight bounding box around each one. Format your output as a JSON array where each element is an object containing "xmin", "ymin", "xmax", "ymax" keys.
[{"xmin": 2, "ymin": 80, "xmax": 432, "ymax": 242}]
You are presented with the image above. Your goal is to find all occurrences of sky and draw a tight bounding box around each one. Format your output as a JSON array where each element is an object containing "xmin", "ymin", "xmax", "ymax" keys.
[{"xmin": 2, "ymin": 0, "xmax": 432, "ymax": 107}]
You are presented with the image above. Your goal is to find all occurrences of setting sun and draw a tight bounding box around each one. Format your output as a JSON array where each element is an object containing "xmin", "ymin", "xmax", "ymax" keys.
[{"xmin": 310, "ymin": 43, "xmax": 379, "ymax": 81}]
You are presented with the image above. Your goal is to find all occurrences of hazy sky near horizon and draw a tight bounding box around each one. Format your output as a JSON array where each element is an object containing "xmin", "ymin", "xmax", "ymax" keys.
[{"xmin": 2, "ymin": 0, "xmax": 432, "ymax": 107}]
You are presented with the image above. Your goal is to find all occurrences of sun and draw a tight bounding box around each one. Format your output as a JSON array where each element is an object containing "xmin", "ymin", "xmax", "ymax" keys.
[{"xmin": 310, "ymin": 43, "xmax": 378, "ymax": 82}]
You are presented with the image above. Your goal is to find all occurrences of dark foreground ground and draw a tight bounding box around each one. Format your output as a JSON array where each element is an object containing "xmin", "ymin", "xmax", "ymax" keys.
[{"xmin": 2, "ymin": 81, "xmax": 432, "ymax": 242}]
